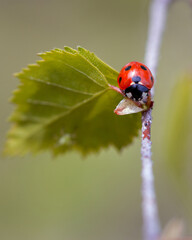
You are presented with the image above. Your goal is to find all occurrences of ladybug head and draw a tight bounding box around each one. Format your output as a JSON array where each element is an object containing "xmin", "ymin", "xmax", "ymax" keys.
[{"xmin": 125, "ymin": 84, "xmax": 149, "ymax": 102}]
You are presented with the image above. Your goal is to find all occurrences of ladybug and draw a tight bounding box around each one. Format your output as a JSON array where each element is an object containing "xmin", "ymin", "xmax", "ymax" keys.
[{"xmin": 117, "ymin": 62, "xmax": 154, "ymax": 103}]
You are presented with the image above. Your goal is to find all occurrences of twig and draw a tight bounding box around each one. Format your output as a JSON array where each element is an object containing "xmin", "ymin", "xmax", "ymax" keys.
[
  {"xmin": 141, "ymin": 0, "xmax": 173, "ymax": 239},
  {"xmin": 141, "ymin": 109, "xmax": 160, "ymax": 240},
  {"xmin": 145, "ymin": 0, "xmax": 173, "ymax": 96}
]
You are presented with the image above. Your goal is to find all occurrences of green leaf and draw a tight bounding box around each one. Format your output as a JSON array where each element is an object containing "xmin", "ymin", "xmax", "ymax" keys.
[
  {"xmin": 164, "ymin": 76, "xmax": 192, "ymax": 177},
  {"xmin": 5, "ymin": 47, "xmax": 141, "ymax": 156}
]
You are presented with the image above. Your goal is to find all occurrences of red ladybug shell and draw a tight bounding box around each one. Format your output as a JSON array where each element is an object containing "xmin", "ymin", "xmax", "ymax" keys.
[{"xmin": 117, "ymin": 61, "xmax": 154, "ymax": 90}]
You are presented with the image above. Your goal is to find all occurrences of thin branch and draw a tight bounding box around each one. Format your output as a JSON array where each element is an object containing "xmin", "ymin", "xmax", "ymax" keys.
[
  {"xmin": 141, "ymin": 109, "xmax": 160, "ymax": 240},
  {"xmin": 145, "ymin": 0, "xmax": 172, "ymax": 95},
  {"xmin": 141, "ymin": 0, "xmax": 173, "ymax": 239}
]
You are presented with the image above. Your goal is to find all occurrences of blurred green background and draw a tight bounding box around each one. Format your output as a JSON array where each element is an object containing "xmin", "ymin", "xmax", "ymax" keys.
[{"xmin": 1, "ymin": 0, "xmax": 192, "ymax": 239}]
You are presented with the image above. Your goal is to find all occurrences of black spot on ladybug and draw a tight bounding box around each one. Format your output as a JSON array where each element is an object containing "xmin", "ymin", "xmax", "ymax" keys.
[
  {"xmin": 125, "ymin": 65, "xmax": 131, "ymax": 71},
  {"xmin": 151, "ymin": 76, "xmax": 153, "ymax": 82},
  {"xmin": 137, "ymin": 84, "xmax": 149, "ymax": 92},
  {"xmin": 132, "ymin": 76, "xmax": 141, "ymax": 83},
  {"xmin": 141, "ymin": 65, "xmax": 147, "ymax": 70},
  {"xmin": 119, "ymin": 77, "xmax": 122, "ymax": 83}
]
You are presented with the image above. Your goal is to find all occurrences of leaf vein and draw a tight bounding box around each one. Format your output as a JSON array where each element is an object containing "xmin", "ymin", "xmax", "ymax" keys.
[
  {"xmin": 24, "ymin": 76, "xmax": 94, "ymax": 95},
  {"xmin": 15, "ymin": 89, "xmax": 109, "ymax": 140},
  {"xmin": 27, "ymin": 99, "xmax": 71, "ymax": 109},
  {"xmin": 51, "ymin": 58, "xmax": 107, "ymax": 88}
]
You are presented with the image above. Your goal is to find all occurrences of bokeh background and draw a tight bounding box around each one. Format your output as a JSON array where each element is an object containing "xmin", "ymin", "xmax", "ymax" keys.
[{"xmin": 1, "ymin": 0, "xmax": 192, "ymax": 239}]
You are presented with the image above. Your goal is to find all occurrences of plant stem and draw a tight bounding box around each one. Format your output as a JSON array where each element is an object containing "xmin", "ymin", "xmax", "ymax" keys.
[
  {"xmin": 141, "ymin": 0, "xmax": 173, "ymax": 239},
  {"xmin": 141, "ymin": 109, "xmax": 160, "ymax": 240},
  {"xmin": 145, "ymin": 0, "xmax": 173, "ymax": 96}
]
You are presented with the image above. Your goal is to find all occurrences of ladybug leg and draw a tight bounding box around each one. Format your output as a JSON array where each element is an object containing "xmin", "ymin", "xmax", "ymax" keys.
[
  {"xmin": 145, "ymin": 91, "xmax": 154, "ymax": 109},
  {"xmin": 141, "ymin": 92, "xmax": 153, "ymax": 111},
  {"xmin": 150, "ymin": 101, "xmax": 154, "ymax": 109},
  {"xmin": 109, "ymin": 84, "xmax": 125, "ymax": 96}
]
